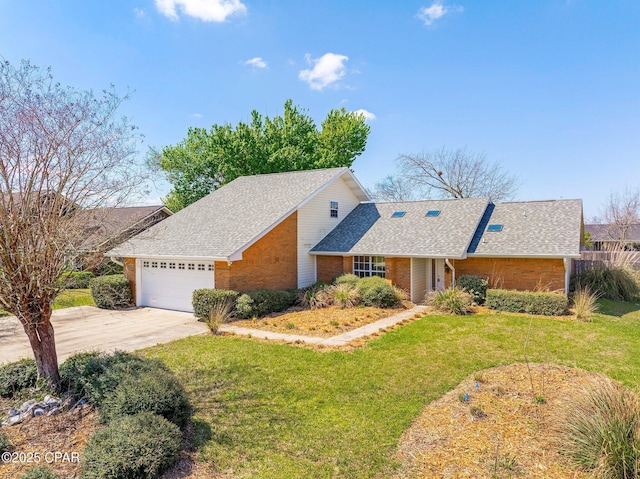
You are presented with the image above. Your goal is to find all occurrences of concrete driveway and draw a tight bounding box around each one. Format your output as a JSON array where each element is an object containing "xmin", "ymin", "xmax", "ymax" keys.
[{"xmin": 0, "ymin": 306, "xmax": 209, "ymax": 364}]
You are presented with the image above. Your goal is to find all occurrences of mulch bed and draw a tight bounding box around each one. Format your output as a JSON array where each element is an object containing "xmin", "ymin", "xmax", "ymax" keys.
[
  {"xmin": 394, "ymin": 363, "xmax": 594, "ymax": 478},
  {"xmin": 231, "ymin": 304, "xmax": 410, "ymax": 338}
]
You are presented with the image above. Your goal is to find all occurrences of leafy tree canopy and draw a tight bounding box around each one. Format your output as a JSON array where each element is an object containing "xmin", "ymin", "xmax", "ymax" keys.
[{"xmin": 151, "ymin": 99, "xmax": 370, "ymax": 210}]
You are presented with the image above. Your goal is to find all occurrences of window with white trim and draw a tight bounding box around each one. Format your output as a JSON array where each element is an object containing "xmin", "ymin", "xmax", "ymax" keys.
[
  {"xmin": 198, "ymin": 264, "xmax": 205, "ymax": 271},
  {"xmin": 169, "ymin": 262, "xmax": 176, "ymax": 269},
  {"xmin": 151, "ymin": 261, "xmax": 158, "ymax": 268},
  {"xmin": 208, "ymin": 264, "xmax": 214, "ymax": 271},
  {"xmin": 178, "ymin": 263, "xmax": 185, "ymax": 270},
  {"xmin": 353, "ymin": 256, "xmax": 385, "ymax": 278},
  {"xmin": 330, "ymin": 201, "xmax": 338, "ymax": 218},
  {"xmin": 188, "ymin": 263, "xmax": 195, "ymax": 270},
  {"xmin": 160, "ymin": 262, "xmax": 167, "ymax": 269},
  {"xmin": 143, "ymin": 261, "xmax": 149, "ymax": 268}
]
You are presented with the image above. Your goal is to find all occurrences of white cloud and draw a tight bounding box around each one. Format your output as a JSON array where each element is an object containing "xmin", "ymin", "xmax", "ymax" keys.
[
  {"xmin": 298, "ymin": 53, "xmax": 349, "ymax": 90},
  {"xmin": 191, "ymin": 113, "xmax": 203, "ymax": 118},
  {"xmin": 155, "ymin": 0, "xmax": 247, "ymax": 22},
  {"xmin": 353, "ymin": 109, "xmax": 376, "ymax": 121},
  {"xmin": 417, "ymin": 1, "xmax": 463, "ymax": 26},
  {"xmin": 133, "ymin": 7, "xmax": 146, "ymax": 17},
  {"xmin": 245, "ymin": 57, "xmax": 267, "ymax": 69}
]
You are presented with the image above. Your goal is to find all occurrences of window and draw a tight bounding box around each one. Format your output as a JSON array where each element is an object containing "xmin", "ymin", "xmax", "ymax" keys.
[
  {"xmin": 208, "ymin": 264, "xmax": 214, "ymax": 271},
  {"xmin": 178, "ymin": 263, "xmax": 185, "ymax": 270},
  {"xmin": 188, "ymin": 263, "xmax": 195, "ymax": 270},
  {"xmin": 198, "ymin": 264, "xmax": 205, "ymax": 271},
  {"xmin": 169, "ymin": 262, "xmax": 176, "ymax": 269},
  {"xmin": 143, "ymin": 261, "xmax": 149, "ymax": 268},
  {"xmin": 151, "ymin": 261, "xmax": 158, "ymax": 268},
  {"xmin": 353, "ymin": 256, "xmax": 385, "ymax": 278},
  {"xmin": 391, "ymin": 211, "xmax": 406, "ymax": 218},
  {"xmin": 487, "ymin": 224, "xmax": 504, "ymax": 232},
  {"xmin": 160, "ymin": 262, "xmax": 167, "ymax": 269},
  {"xmin": 330, "ymin": 201, "xmax": 339, "ymax": 218},
  {"xmin": 426, "ymin": 210, "xmax": 441, "ymax": 217}
]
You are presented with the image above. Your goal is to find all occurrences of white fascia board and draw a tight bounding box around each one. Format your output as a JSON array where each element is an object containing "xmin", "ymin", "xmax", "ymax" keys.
[
  {"xmin": 467, "ymin": 253, "xmax": 582, "ymax": 259},
  {"xmin": 107, "ymin": 253, "xmax": 229, "ymax": 262},
  {"xmin": 309, "ymin": 251, "xmax": 467, "ymax": 259}
]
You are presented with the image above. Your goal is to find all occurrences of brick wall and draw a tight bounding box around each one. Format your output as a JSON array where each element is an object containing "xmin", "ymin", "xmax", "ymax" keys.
[
  {"xmin": 385, "ymin": 257, "xmax": 411, "ymax": 293},
  {"xmin": 317, "ymin": 256, "xmax": 345, "ymax": 283},
  {"xmin": 123, "ymin": 257, "xmax": 136, "ymax": 300},
  {"xmin": 214, "ymin": 212, "xmax": 298, "ymax": 291},
  {"xmin": 452, "ymin": 257, "xmax": 566, "ymax": 292}
]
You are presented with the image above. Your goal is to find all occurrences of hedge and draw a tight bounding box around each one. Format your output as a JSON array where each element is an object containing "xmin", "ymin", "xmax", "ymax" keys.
[
  {"xmin": 19, "ymin": 466, "xmax": 59, "ymax": 479},
  {"xmin": 58, "ymin": 271, "xmax": 94, "ymax": 289},
  {"xmin": 0, "ymin": 358, "xmax": 37, "ymax": 398},
  {"xmin": 192, "ymin": 288, "xmax": 240, "ymax": 322},
  {"xmin": 486, "ymin": 289, "xmax": 568, "ymax": 316},
  {"xmin": 235, "ymin": 289, "xmax": 298, "ymax": 319},
  {"xmin": 90, "ymin": 274, "xmax": 132, "ymax": 309},
  {"xmin": 357, "ymin": 276, "xmax": 402, "ymax": 308},
  {"xmin": 456, "ymin": 275, "xmax": 488, "ymax": 304}
]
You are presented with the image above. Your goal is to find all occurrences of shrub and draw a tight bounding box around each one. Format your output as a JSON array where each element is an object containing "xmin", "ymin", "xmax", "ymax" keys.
[
  {"xmin": 0, "ymin": 429, "xmax": 10, "ymax": 453},
  {"xmin": 235, "ymin": 289, "xmax": 297, "ymax": 319},
  {"xmin": 90, "ymin": 274, "xmax": 132, "ymax": 309},
  {"xmin": 82, "ymin": 412, "xmax": 182, "ymax": 479},
  {"xmin": 456, "ymin": 275, "xmax": 489, "ymax": 304},
  {"xmin": 357, "ymin": 276, "xmax": 402, "ymax": 308},
  {"xmin": 96, "ymin": 259, "xmax": 124, "ymax": 276},
  {"xmin": 192, "ymin": 288, "xmax": 239, "ymax": 322},
  {"xmin": 99, "ymin": 369, "xmax": 192, "ymax": 429},
  {"xmin": 330, "ymin": 283, "xmax": 361, "ymax": 309},
  {"xmin": 559, "ymin": 377, "xmax": 640, "ymax": 479},
  {"xmin": 430, "ymin": 287, "xmax": 473, "ymax": 315},
  {"xmin": 58, "ymin": 271, "xmax": 94, "ymax": 289},
  {"xmin": 572, "ymin": 285, "xmax": 599, "ymax": 322},
  {"xmin": 0, "ymin": 358, "xmax": 37, "ymax": 398},
  {"xmin": 19, "ymin": 466, "xmax": 59, "ymax": 479},
  {"xmin": 60, "ymin": 351, "xmax": 169, "ymax": 405},
  {"xmin": 486, "ymin": 289, "xmax": 569, "ymax": 316},
  {"xmin": 298, "ymin": 281, "xmax": 331, "ymax": 309},
  {"xmin": 334, "ymin": 273, "xmax": 360, "ymax": 288},
  {"xmin": 571, "ymin": 266, "xmax": 640, "ymax": 302}
]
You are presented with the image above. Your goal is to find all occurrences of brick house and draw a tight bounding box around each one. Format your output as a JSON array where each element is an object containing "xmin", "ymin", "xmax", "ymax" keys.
[{"xmin": 107, "ymin": 168, "xmax": 583, "ymax": 312}]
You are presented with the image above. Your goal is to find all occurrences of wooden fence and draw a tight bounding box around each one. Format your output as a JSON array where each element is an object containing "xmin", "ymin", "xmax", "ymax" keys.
[{"xmin": 574, "ymin": 251, "xmax": 640, "ymax": 275}]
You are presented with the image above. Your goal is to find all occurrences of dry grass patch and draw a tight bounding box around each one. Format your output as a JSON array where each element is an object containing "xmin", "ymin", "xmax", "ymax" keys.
[
  {"xmin": 395, "ymin": 363, "xmax": 602, "ymax": 479},
  {"xmin": 231, "ymin": 305, "xmax": 405, "ymax": 337}
]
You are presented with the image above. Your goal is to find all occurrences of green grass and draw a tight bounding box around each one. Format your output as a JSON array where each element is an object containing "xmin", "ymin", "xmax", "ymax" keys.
[
  {"xmin": 0, "ymin": 289, "xmax": 95, "ymax": 316},
  {"xmin": 145, "ymin": 300, "xmax": 640, "ymax": 478}
]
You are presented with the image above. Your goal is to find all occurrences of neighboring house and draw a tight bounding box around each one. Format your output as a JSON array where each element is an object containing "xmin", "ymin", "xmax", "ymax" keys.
[
  {"xmin": 107, "ymin": 168, "xmax": 583, "ymax": 312},
  {"xmin": 77, "ymin": 205, "xmax": 173, "ymax": 271},
  {"xmin": 584, "ymin": 223, "xmax": 640, "ymax": 251}
]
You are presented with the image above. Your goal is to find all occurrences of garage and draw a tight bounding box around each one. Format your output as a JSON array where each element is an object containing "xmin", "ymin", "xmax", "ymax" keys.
[{"xmin": 140, "ymin": 259, "xmax": 214, "ymax": 312}]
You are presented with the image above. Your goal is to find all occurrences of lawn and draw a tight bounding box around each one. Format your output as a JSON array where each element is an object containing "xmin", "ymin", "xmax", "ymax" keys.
[
  {"xmin": 146, "ymin": 300, "xmax": 640, "ymax": 478},
  {"xmin": 0, "ymin": 289, "xmax": 94, "ymax": 317}
]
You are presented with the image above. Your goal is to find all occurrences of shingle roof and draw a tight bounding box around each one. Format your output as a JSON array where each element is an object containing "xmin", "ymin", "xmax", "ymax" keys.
[
  {"xmin": 468, "ymin": 199, "xmax": 583, "ymax": 257},
  {"xmin": 311, "ymin": 198, "xmax": 490, "ymax": 258},
  {"xmin": 584, "ymin": 224, "xmax": 640, "ymax": 242},
  {"xmin": 107, "ymin": 168, "xmax": 366, "ymax": 260}
]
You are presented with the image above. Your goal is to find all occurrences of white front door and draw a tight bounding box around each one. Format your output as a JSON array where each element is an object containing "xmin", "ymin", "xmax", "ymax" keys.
[
  {"xmin": 429, "ymin": 259, "xmax": 445, "ymax": 292},
  {"xmin": 140, "ymin": 259, "xmax": 214, "ymax": 312}
]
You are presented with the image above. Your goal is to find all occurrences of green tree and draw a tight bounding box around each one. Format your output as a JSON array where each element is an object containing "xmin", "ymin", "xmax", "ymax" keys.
[{"xmin": 152, "ymin": 100, "xmax": 370, "ymax": 210}]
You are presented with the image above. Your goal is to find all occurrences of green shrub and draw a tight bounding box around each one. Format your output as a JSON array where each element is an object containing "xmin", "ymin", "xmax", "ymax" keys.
[
  {"xmin": 235, "ymin": 289, "xmax": 297, "ymax": 319},
  {"xmin": 430, "ymin": 288, "xmax": 473, "ymax": 315},
  {"xmin": 0, "ymin": 358, "xmax": 37, "ymax": 398},
  {"xmin": 456, "ymin": 275, "xmax": 488, "ymax": 304},
  {"xmin": 334, "ymin": 273, "xmax": 360, "ymax": 288},
  {"xmin": 192, "ymin": 288, "xmax": 239, "ymax": 322},
  {"xmin": 58, "ymin": 271, "xmax": 94, "ymax": 289},
  {"xmin": 357, "ymin": 276, "xmax": 402, "ymax": 308},
  {"xmin": 486, "ymin": 289, "xmax": 569, "ymax": 316},
  {"xmin": 0, "ymin": 429, "xmax": 11, "ymax": 453},
  {"xmin": 19, "ymin": 466, "xmax": 59, "ymax": 479},
  {"xmin": 571, "ymin": 266, "xmax": 640, "ymax": 302},
  {"xmin": 559, "ymin": 377, "xmax": 640, "ymax": 479},
  {"xmin": 60, "ymin": 351, "xmax": 169, "ymax": 405},
  {"xmin": 330, "ymin": 283, "xmax": 361, "ymax": 309},
  {"xmin": 82, "ymin": 412, "xmax": 182, "ymax": 479},
  {"xmin": 96, "ymin": 259, "xmax": 124, "ymax": 276},
  {"xmin": 100, "ymin": 369, "xmax": 192, "ymax": 429},
  {"xmin": 298, "ymin": 281, "xmax": 331, "ymax": 309},
  {"xmin": 90, "ymin": 274, "xmax": 132, "ymax": 309}
]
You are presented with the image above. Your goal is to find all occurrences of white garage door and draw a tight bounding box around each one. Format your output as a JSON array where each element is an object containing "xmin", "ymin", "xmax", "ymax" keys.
[{"xmin": 140, "ymin": 259, "xmax": 214, "ymax": 312}]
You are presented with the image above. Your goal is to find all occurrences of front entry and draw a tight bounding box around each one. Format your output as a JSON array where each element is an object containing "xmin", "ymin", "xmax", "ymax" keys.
[
  {"xmin": 410, "ymin": 258, "xmax": 446, "ymax": 303},
  {"xmin": 431, "ymin": 259, "xmax": 445, "ymax": 292}
]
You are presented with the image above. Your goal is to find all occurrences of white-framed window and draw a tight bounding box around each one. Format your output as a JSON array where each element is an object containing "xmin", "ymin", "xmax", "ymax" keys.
[
  {"xmin": 151, "ymin": 261, "xmax": 158, "ymax": 268},
  {"xmin": 178, "ymin": 263, "xmax": 185, "ymax": 270},
  {"xmin": 198, "ymin": 264, "xmax": 205, "ymax": 271},
  {"xmin": 160, "ymin": 262, "xmax": 167, "ymax": 269},
  {"xmin": 330, "ymin": 201, "xmax": 338, "ymax": 218},
  {"xmin": 208, "ymin": 264, "xmax": 214, "ymax": 271},
  {"xmin": 143, "ymin": 261, "xmax": 149, "ymax": 268},
  {"xmin": 169, "ymin": 262, "xmax": 176, "ymax": 269},
  {"xmin": 353, "ymin": 256, "xmax": 386, "ymax": 278},
  {"xmin": 188, "ymin": 263, "xmax": 195, "ymax": 270}
]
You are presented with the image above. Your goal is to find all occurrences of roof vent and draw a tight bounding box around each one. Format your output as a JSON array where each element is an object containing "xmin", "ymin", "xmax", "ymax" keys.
[
  {"xmin": 391, "ymin": 211, "xmax": 406, "ymax": 218},
  {"xmin": 425, "ymin": 210, "xmax": 441, "ymax": 217},
  {"xmin": 487, "ymin": 224, "xmax": 503, "ymax": 232}
]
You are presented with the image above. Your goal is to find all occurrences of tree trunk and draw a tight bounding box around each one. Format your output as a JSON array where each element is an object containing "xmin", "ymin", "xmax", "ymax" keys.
[{"xmin": 22, "ymin": 311, "xmax": 61, "ymax": 388}]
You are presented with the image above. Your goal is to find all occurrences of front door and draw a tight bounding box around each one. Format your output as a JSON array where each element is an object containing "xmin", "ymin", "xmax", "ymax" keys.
[{"xmin": 431, "ymin": 259, "xmax": 445, "ymax": 292}]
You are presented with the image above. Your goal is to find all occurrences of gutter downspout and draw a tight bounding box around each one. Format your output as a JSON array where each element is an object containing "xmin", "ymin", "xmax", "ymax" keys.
[
  {"xmin": 563, "ymin": 257, "xmax": 571, "ymax": 295},
  {"xmin": 445, "ymin": 258, "xmax": 455, "ymax": 288}
]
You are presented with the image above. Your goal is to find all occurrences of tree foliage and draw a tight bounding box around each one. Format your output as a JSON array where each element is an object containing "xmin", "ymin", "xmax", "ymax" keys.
[
  {"xmin": 151, "ymin": 99, "xmax": 370, "ymax": 210},
  {"xmin": 598, "ymin": 188, "xmax": 640, "ymax": 249},
  {"xmin": 372, "ymin": 147, "xmax": 518, "ymax": 202},
  {"xmin": 0, "ymin": 58, "xmax": 146, "ymax": 385}
]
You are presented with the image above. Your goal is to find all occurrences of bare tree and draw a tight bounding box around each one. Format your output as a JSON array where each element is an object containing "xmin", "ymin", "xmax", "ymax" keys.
[
  {"xmin": 368, "ymin": 175, "xmax": 417, "ymax": 202},
  {"xmin": 0, "ymin": 59, "xmax": 146, "ymax": 386},
  {"xmin": 396, "ymin": 147, "xmax": 518, "ymax": 201},
  {"xmin": 599, "ymin": 188, "xmax": 640, "ymax": 250}
]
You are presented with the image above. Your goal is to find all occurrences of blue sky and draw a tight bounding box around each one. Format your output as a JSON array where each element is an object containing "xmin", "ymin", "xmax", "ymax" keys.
[{"xmin": 1, "ymin": 0, "xmax": 638, "ymax": 219}]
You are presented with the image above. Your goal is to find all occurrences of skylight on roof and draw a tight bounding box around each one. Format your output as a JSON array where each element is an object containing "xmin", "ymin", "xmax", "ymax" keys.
[
  {"xmin": 487, "ymin": 224, "xmax": 503, "ymax": 232},
  {"xmin": 425, "ymin": 210, "xmax": 440, "ymax": 217},
  {"xmin": 391, "ymin": 211, "xmax": 406, "ymax": 218}
]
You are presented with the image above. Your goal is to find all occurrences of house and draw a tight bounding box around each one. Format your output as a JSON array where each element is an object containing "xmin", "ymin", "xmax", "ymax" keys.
[
  {"xmin": 584, "ymin": 223, "xmax": 640, "ymax": 251},
  {"xmin": 107, "ymin": 168, "xmax": 583, "ymax": 312},
  {"xmin": 77, "ymin": 205, "xmax": 173, "ymax": 271}
]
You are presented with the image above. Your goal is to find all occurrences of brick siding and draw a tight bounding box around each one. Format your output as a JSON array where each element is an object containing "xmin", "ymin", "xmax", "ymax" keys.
[
  {"xmin": 385, "ymin": 257, "xmax": 411, "ymax": 293},
  {"xmin": 317, "ymin": 256, "xmax": 345, "ymax": 283},
  {"xmin": 123, "ymin": 257, "xmax": 136, "ymax": 300}
]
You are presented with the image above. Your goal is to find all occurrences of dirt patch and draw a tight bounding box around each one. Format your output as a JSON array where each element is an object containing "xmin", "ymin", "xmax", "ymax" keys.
[
  {"xmin": 231, "ymin": 305, "xmax": 408, "ymax": 337},
  {"xmin": 394, "ymin": 363, "xmax": 596, "ymax": 478}
]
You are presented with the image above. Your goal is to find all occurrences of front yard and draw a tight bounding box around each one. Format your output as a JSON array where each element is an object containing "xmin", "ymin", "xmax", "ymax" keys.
[{"xmin": 143, "ymin": 299, "xmax": 640, "ymax": 478}]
